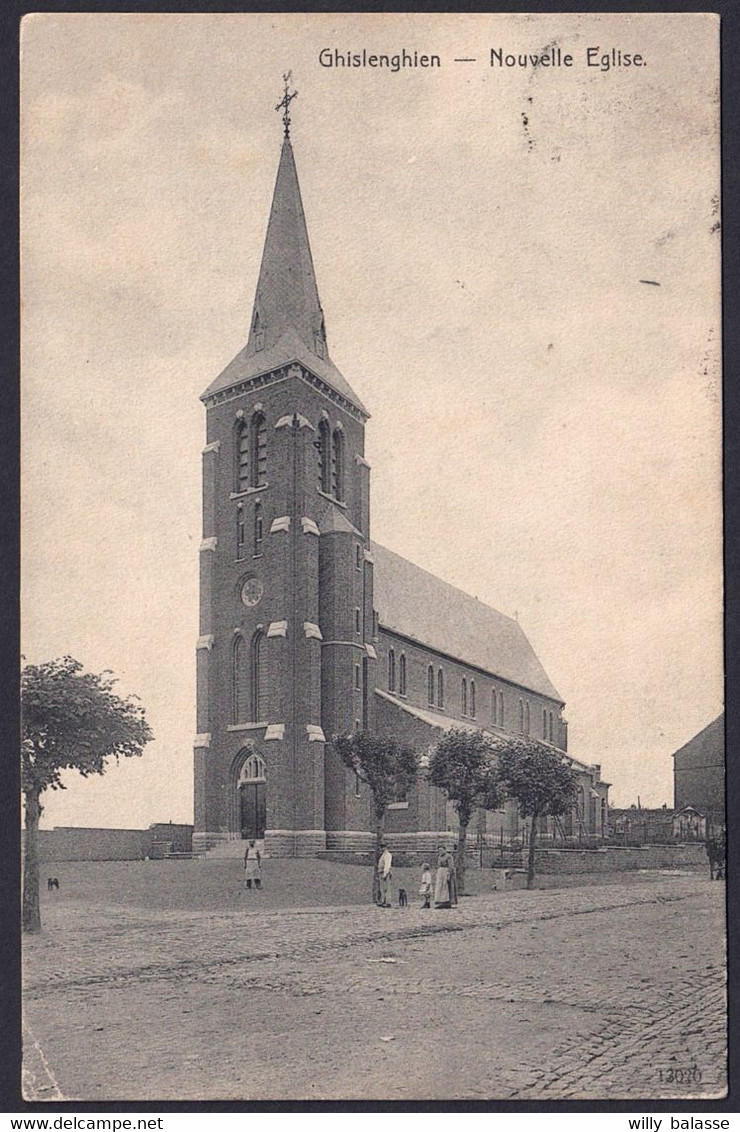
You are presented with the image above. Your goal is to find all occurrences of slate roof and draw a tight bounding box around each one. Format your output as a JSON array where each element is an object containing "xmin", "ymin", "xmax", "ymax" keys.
[
  {"xmin": 201, "ymin": 138, "xmax": 367, "ymax": 416},
  {"xmin": 371, "ymin": 542, "xmax": 563, "ymax": 703},
  {"xmin": 202, "ymin": 327, "xmax": 368, "ymax": 414},
  {"xmin": 671, "ymin": 713, "xmax": 724, "ymax": 765}
]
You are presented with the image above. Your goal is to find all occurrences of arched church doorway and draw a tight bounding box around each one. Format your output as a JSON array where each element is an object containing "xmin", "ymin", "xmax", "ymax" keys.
[{"xmin": 237, "ymin": 750, "xmax": 267, "ymax": 840}]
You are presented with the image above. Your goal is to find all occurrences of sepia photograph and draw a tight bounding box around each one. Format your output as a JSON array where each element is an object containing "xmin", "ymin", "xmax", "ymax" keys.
[{"xmin": 20, "ymin": 11, "xmax": 724, "ymax": 1103}]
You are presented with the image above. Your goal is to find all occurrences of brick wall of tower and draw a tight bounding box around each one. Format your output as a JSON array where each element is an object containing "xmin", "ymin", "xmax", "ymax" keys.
[
  {"xmin": 320, "ymin": 530, "xmax": 368, "ymax": 834},
  {"xmin": 318, "ymin": 436, "xmax": 375, "ymax": 837},
  {"xmin": 194, "ymin": 366, "xmax": 370, "ymax": 854}
]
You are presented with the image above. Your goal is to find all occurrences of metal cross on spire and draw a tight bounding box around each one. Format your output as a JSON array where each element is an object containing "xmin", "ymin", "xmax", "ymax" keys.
[{"xmin": 275, "ymin": 72, "xmax": 298, "ymax": 138}]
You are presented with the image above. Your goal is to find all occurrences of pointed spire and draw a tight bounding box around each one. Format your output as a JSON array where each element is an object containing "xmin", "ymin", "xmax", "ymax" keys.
[
  {"xmin": 202, "ymin": 92, "xmax": 368, "ymax": 417},
  {"xmin": 246, "ymin": 131, "xmax": 329, "ymax": 364}
]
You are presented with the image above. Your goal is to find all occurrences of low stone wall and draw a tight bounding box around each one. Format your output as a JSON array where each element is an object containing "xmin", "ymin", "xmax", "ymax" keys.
[
  {"xmin": 28, "ymin": 824, "xmax": 195, "ymax": 862},
  {"xmin": 534, "ymin": 843, "xmax": 706, "ymax": 873},
  {"xmin": 319, "ymin": 841, "xmax": 707, "ymax": 872},
  {"xmin": 33, "ymin": 827, "xmax": 150, "ymax": 862}
]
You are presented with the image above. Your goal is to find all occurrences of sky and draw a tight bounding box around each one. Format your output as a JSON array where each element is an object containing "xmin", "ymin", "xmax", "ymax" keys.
[{"xmin": 21, "ymin": 12, "xmax": 721, "ymax": 825}]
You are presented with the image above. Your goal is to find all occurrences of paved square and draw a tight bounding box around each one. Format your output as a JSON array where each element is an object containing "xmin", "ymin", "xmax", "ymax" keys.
[{"xmin": 23, "ymin": 869, "xmax": 726, "ymax": 1102}]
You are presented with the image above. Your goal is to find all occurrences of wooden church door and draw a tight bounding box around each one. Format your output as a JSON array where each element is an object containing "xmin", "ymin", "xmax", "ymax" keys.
[
  {"xmin": 240, "ymin": 782, "xmax": 266, "ymax": 840},
  {"xmin": 237, "ymin": 750, "xmax": 267, "ymax": 840}
]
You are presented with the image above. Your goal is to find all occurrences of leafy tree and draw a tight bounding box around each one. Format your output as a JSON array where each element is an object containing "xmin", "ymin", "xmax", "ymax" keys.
[
  {"xmin": 21, "ymin": 657, "xmax": 153, "ymax": 932},
  {"xmin": 335, "ymin": 731, "xmax": 419, "ymax": 904},
  {"xmin": 428, "ymin": 728, "xmax": 507, "ymax": 895},
  {"xmin": 495, "ymin": 738, "xmax": 577, "ymax": 889}
]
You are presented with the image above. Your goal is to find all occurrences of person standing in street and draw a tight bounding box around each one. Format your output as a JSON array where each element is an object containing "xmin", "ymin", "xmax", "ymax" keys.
[
  {"xmin": 377, "ymin": 843, "xmax": 393, "ymax": 907},
  {"xmin": 419, "ymin": 861, "xmax": 433, "ymax": 909},
  {"xmin": 434, "ymin": 845, "xmax": 454, "ymax": 908},
  {"xmin": 244, "ymin": 839, "xmax": 262, "ymax": 890}
]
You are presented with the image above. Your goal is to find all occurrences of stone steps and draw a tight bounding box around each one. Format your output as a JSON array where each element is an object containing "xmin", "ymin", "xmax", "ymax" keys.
[{"xmin": 203, "ymin": 838, "xmax": 268, "ymax": 860}]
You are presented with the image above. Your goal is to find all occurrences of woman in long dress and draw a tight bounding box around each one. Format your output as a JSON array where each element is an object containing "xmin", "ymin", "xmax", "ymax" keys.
[
  {"xmin": 434, "ymin": 846, "xmax": 453, "ymax": 908},
  {"xmin": 244, "ymin": 839, "xmax": 262, "ymax": 890}
]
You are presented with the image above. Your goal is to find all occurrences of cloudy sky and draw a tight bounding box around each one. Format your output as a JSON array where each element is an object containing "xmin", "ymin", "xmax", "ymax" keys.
[{"xmin": 21, "ymin": 12, "xmax": 721, "ymax": 826}]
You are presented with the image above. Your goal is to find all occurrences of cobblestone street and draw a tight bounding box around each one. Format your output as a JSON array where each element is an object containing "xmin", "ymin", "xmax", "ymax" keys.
[{"xmin": 23, "ymin": 872, "xmax": 726, "ymax": 1102}]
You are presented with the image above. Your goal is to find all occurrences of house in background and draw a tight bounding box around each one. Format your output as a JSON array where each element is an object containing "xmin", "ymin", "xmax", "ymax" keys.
[
  {"xmin": 608, "ymin": 804, "xmax": 675, "ymax": 844},
  {"xmin": 671, "ymin": 806, "xmax": 706, "ymax": 841},
  {"xmin": 672, "ymin": 714, "xmax": 725, "ymax": 836}
]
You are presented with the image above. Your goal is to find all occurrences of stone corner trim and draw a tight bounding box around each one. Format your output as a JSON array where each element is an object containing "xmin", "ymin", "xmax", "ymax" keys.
[
  {"xmin": 363, "ymin": 549, "xmax": 375, "ymax": 563},
  {"xmin": 264, "ymin": 723, "xmax": 285, "ymax": 741},
  {"xmin": 196, "ymin": 635, "xmax": 215, "ymax": 651},
  {"xmin": 200, "ymin": 537, "xmax": 218, "ymax": 552},
  {"xmin": 306, "ymin": 724, "xmax": 326, "ymax": 742},
  {"xmin": 301, "ymin": 517, "xmax": 320, "ymax": 536},
  {"xmin": 202, "ymin": 440, "xmax": 221, "ymax": 455},
  {"xmin": 364, "ymin": 643, "xmax": 378, "ymax": 659},
  {"xmin": 355, "ymin": 454, "xmax": 371, "ymax": 468},
  {"xmin": 270, "ymin": 515, "xmax": 291, "ymax": 534},
  {"xmin": 303, "ymin": 622, "xmax": 323, "ymax": 641},
  {"xmin": 267, "ymin": 620, "xmax": 288, "ymax": 638},
  {"xmin": 193, "ymin": 733, "xmax": 212, "ymax": 749}
]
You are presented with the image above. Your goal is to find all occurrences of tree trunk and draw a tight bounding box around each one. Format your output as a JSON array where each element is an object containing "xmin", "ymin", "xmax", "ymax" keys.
[
  {"xmin": 526, "ymin": 812, "xmax": 538, "ymax": 890},
  {"xmin": 456, "ymin": 814, "xmax": 469, "ymax": 896},
  {"xmin": 372, "ymin": 807, "xmax": 385, "ymax": 905},
  {"xmin": 23, "ymin": 787, "xmax": 42, "ymax": 934}
]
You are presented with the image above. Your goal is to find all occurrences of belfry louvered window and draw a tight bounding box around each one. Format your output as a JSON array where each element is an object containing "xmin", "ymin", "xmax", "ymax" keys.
[
  {"xmin": 250, "ymin": 412, "xmax": 267, "ymax": 487},
  {"xmin": 318, "ymin": 419, "xmax": 331, "ymax": 492},
  {"xmin": 331, "ymin": 428, "xmax": 344, "ymax": 500},
  {"xmin": 236, "ymin": 420, "xmax": 250, "ymax": 493}
]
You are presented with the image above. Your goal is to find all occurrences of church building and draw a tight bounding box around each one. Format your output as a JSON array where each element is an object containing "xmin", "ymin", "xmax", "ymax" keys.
[{"xmin": 193, "ymin": 97, "xmax": 609, "ymax": 857}]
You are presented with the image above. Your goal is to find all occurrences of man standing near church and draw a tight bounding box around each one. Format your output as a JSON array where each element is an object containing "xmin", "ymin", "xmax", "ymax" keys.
[{"xmin": 377, "ymin": 843, "xmax": 393, "ymax": 907}]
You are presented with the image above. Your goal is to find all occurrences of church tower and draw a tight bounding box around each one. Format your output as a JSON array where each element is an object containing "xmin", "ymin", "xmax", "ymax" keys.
[{"xmin": 193, "ymin": 82, "xmax": 375, "ymax": 856}]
